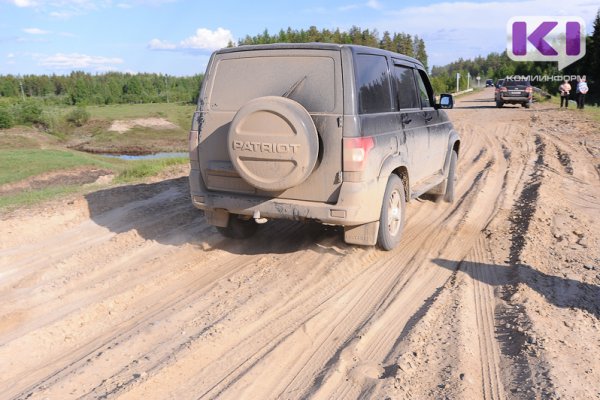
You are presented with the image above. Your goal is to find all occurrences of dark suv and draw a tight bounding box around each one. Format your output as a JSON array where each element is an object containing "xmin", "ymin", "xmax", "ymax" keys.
[
  {"xmin": 495, "ymin": 78, "xmax": 533, "ymax": 108},
  {"xmin": 189, "ymin": 43, "xmax": 460, "ymax": 250}
]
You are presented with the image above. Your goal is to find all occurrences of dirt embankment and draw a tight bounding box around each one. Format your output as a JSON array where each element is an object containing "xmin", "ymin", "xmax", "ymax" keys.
[{"xmin": 1, "ymin": 89, "xmax": 599, "ymax": 399}]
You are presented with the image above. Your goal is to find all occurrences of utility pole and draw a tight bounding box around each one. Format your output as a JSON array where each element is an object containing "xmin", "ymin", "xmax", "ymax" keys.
[
  {"xmin": 456, "ymin": 72, "xmax": 460, "ymax": 93},
  {"xmin": 467, "ymin": 72, "xmax": 471, "ymax": 89},
  {"xmin": 19, "ymin": 80, "xmax": 25, "ymax": 100},
  {"xmin": 164, "ymin": 76, "xmax": 169, "ymax": 103}
]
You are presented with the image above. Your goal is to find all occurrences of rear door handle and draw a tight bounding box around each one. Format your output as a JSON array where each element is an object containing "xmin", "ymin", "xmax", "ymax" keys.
[
  {"xmin": 401, "ymin": 115, "xmax": 412, "ymax": 125},
  {"xmin": 423, "ymin": 113, "xmax": 433, "ymax": 122}
]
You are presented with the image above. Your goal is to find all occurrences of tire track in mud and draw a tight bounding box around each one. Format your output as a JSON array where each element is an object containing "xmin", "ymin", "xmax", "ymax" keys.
[
  {"xmin": 8, "ymin": 221, "xmax": 323, "ymax": 399},
  {"xmin": 461, "ymin": 240, "xmax": 506, "ymax": 400},
  {"xmin": 496, "ymin": 132, "xmax": 556, "ymax": 398}
]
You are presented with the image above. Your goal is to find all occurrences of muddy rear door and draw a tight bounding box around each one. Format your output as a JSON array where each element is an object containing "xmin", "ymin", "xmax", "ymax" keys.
[{"xmin": 198, "ymin": 48, "xmax": 343, "ymax": 204}]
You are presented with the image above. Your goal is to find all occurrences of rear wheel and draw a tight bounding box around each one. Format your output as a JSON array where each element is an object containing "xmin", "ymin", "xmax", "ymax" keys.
[
  {"xmin": 523, "ymin": 100, "xmax": 531, "ymax": 108},
  {"xmin": 217, "ymin": 214, "xmax": 259, "ymax": 239},
  {"xmin": 377, "ymin": 175, "xmax": 406, "ymax": 251}
]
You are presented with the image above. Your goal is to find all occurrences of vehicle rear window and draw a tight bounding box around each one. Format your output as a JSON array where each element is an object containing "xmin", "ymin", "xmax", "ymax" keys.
[
  {"xmin": 210, "ymin": 55, "xmax": 336, "ymax": 113},
  {"xmin": 355, "ymin": 54, "xmax": 392, "ymax": 114},
  {"xmin": 503, "ymin": 79, "xmax": 531, "ymax": 87}
]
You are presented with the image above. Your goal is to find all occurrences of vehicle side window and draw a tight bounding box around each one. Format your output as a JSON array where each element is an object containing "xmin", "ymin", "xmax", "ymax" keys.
[
  {"xmin": 391, "ymin": 65, "xmax": 419, "ymax": 110},
  {"xmin": 355, "ymin": 54, "xmax": 392, "ymax": 114},
  {"xmin": 415, "ymin": 69, "xmax": 434, "ymax": 109}
]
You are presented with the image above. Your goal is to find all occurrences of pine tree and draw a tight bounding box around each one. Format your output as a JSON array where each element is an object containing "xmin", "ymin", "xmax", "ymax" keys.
[
  {"xmin": 588, "ymin": 9, "xmax": 600, "ymax": 85},
  {"xmin": 380, "ymin": 31, "xmax": 393, "ymax": 51},
  {"xmin": 414, "ymin": 36, "xmax": 428, "ymax": 69}
]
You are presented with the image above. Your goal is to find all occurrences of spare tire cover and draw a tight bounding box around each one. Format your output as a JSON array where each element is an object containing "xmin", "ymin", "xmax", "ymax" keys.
[{"xmin": 228, "ymin": 96, "xmax": 319, "ymax": 192}]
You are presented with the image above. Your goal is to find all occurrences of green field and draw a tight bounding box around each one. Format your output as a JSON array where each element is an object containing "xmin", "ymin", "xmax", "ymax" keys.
[
  {"xmin": 0, "ymin": 102, "xmax": 192, "ymax": 210},
  {"xmin": 0, "ymin": 149, "xmax": 111, "ymax": 185}
]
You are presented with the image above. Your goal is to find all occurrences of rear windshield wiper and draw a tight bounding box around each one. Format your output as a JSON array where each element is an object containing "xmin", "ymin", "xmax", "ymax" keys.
[{"xmin": 282, "ymin": 75, "xmax": 307, "ymax": 98}]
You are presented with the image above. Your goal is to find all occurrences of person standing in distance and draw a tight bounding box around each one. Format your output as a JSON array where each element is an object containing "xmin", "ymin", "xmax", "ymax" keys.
[
  {"xmin": 576, "ymin": 75, "xmax": 589, "ymax": 109},
  {"xmin": 559, "ymin": 78, "xmax": 571, "ymax": 108}
]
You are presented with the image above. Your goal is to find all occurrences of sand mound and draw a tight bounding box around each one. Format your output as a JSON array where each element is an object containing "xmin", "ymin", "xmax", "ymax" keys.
[{"xmin": 109, "ymin": 117, "xmax": 178, "ymax": 133}]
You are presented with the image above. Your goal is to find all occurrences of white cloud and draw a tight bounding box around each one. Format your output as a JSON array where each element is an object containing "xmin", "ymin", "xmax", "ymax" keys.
[
  {"xmin": 23, "ymin": 27, "xmax": 50, "ymax": 35},
  {"xmin": 49, "ymin": 10, "xmax": 75, "ymax": 18},
  {"xmin": 8, "ymin": 0, "xmax": 174, "ymax": 16},
  {"xmin": 148, "ymin": 38, "xmax": 177, "ymax": 50},
  {"xmin": 339, "ymin": 1, "xmax": 383, "ymax": 12},
  {"xmin": 149, "ymin": 27, "xmax": 234, "ymax": 52},
  {"xmin": 7, "ymin": 53, "xmax": 15, "ymax": 58},
  {"xmin": 339, "ymin": 4, "xmax": 360, "ymax": 11},
  {"xmin": 180, "ymin": 28, "xmax": 234, "ymax": 50},
  {"xmin": 8, "ymin": 0, "xmax": 114, "ymax": 18},
  {"xmin": 366, "ymin": 0, "xmax": 382, "ymax": 10},
  {"xmin": 37, "ymin": 53, "xmax": 123, "ymax": 70},
  {"xmin": 12, "ymin": 0, "xmax": 37, "ymax": 7}
]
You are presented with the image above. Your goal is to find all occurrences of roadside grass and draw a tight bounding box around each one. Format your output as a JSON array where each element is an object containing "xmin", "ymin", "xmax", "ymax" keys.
[
  {"xmin": 0, "ymin": 133, "xmax": 41, "ymax": 149},
  {"xmin": 114, "ymin": 157, "xmax": 188, "ymax": 183},
  {"xmin": 545, "ymin": 95, "xmax": 600, "ymax": 121},
  {"xmin": 0, "ymin": 149, "xmax": 113, "ymax": 185},
  {"xmin": 0, "ymin": 185, "xmax": 82, "ymax": 210},
  {"xmin": 584, "ymin": 105, "xmax": 600, "ymax": 122},
  {"xmin": 0, "ymin": 146, "xmax": 188, "ymax": 211}
]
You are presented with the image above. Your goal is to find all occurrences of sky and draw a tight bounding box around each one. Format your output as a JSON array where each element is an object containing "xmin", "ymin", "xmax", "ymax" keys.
[{"xmin": 0, "ymin": 0, "xmax": 598, "ymax": 76}]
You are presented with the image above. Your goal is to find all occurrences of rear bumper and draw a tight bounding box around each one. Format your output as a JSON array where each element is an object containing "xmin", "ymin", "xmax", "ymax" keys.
[
  {"xmin": 499, "ymin": 95, "xmax": 531, "ymax": 103},
  {"xmin": 189, "ymin": 168, "xmax": 386, "ymax": 226}
]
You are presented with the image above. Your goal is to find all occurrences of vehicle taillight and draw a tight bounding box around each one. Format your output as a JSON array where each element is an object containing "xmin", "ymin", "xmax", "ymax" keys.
[
  {"xmin": 525, "ymin": 86, "xmax": 533, "ymax": 93},
  {"xmin": 500, "ymin": 87, "xmax": 508, "ymax": 92},
  {"xmin": 343, "ymin": 136, "xmax": 374, "ymax": 171}
]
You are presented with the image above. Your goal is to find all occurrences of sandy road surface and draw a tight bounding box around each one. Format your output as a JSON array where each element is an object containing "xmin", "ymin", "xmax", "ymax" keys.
[{"xmin": 1, "ymin": 89, "xmax": 600, "ymax": 399}]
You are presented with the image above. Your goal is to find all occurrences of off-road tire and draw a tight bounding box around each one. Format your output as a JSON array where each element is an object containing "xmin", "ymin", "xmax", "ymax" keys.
[
  {"xmin": 217, "ymin": 214, "xmax": 259, "ymax": 239},
  {"xmin": 444, "ymin": 150, "xmax": 458, "ymax": 203},
  {"xmin": 523, "ymin": 101, "xmax": 531, "ymax": 108},
  {"xmin": 377, "ymin": 175, "xmax": 406, "ymax": 251}
]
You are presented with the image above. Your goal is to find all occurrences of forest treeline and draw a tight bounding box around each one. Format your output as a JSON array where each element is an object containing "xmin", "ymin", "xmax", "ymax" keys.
[
  {"xmin": 236, "ymin": 25, "xmax": 428, "ymax": 69},
  {"xmin": 0, "ymin": 72, "xmax": 202, "ymax": 106}
]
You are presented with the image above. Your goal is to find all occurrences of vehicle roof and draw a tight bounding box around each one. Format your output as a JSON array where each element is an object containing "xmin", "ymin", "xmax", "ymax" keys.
[{"xmin": 215, "ymin": 42, "xmax": 424, "ymax": 69}]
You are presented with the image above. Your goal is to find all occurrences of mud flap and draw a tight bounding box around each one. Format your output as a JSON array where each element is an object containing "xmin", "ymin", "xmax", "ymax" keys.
[
  {"xmin": 205, "ymin": 209, "xmax": 230, "ymax": 227},
  {"xmin": 344, "ymin": 221, "xmax": 379, "ymax": 246}
]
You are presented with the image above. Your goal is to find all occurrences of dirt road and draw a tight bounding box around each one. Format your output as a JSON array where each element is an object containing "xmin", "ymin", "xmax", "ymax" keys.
[{"xmin": 1, "ymin": 89, "xmax": 599, "ymax": 399}]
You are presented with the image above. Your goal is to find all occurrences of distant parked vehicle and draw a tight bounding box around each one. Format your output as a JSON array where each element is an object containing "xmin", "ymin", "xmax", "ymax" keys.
[
  {"xmin": 495, "ymin": 78, "xmax": 533, "ymax": 108},
  {"xmin": 485, "ymin": 79, "xmax": 494, "ymax": 87}
]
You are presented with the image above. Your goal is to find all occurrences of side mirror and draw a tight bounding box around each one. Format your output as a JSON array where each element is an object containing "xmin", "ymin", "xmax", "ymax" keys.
[{"xmin": 437, "ymin": 93, "xmax": 453, "ymax": 109}]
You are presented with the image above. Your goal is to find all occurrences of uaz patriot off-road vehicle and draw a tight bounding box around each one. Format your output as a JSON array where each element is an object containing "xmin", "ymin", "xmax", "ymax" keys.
[{"xmin": 189, "ymin": 43, "xmax": 460, "ymax": 250}]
